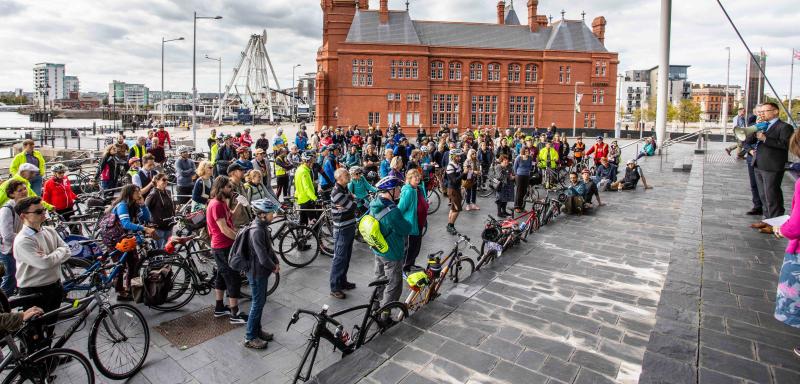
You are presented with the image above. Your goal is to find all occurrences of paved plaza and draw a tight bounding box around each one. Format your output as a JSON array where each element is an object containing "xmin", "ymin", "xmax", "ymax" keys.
[{"xmin": 51, "ymin": 139, "xmax": 800, "ymax": 384}]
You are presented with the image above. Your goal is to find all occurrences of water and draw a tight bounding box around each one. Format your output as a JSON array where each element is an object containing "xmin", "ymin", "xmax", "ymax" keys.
[{"xmin": 0, "ymin": 111, "xmax": 119, "ymax": 129}]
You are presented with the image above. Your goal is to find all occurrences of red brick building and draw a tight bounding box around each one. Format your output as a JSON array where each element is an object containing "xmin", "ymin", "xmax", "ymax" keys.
[{"xmin": 316, "ymin": 0, "xmax": 619, "ymax": 134}]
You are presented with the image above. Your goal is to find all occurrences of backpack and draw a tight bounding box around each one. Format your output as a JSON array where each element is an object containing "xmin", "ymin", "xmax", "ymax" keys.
[
  {"xmin": 98, "ymin": 210, "xmax": 126, "ymax": 251},
  {"xmin": 228, "ymin": 226, "xmax": 253, "ymax": 272},
  {"xmin": 143, "ymin": 265, "xmax": 174, "ymax": 306},
  {"xmin": 358, "ymin": 205, "xmax": 394, "ymax": 253}
]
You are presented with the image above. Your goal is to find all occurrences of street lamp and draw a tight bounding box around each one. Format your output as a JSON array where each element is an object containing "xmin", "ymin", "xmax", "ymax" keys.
[
  {"xmin": 616, "ymin": 74, "xmax": 623, "ymax": 138},
  {"xmin": 192, "ymin": 12, "xmax": 222, "ymax": 148},
  {"xmin": 205, "ymin": 54, "xmax": 222, "ymax": 125},
  {"xmin": 161, "ymin": 36, "xmax": 184, "ymax": 124},
  {"xmin": 722, "ymin": 46, "xmax": 731, "ymax": 143},
  {"xmin": 291, "ymin": 64, "xmax": 301, "ymax": 122},
  {"xmin": 572, "ymin": 81, "xmax": 585, "ymax": 137}
]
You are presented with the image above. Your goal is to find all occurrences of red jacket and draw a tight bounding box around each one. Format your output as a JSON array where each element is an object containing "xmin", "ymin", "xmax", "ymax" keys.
[
  {"xmin": 43, "ymin": 176, "xmax": 77, "ymax": 211},
  {"xmin": 585, "ymin": 143, "xmax": 609, "ymax": 165},
  {"xmin": 155, "ymin": 130, "xmax": 172, "ymax": 149},
  {"xmin": 239, "ymin": 134, "xmax": 253, "ymax": 148}
]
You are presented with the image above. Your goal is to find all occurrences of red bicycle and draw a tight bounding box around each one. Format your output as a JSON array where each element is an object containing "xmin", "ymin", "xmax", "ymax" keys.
[{"xmin": 476, "ymin": 208, "xmax": 541, "ymax": 270}]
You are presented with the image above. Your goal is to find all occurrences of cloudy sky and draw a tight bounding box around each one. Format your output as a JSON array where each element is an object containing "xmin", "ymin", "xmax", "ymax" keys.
[{"xmin": 1, "ymin": 0, "xmax": 798, "ymax": 99}]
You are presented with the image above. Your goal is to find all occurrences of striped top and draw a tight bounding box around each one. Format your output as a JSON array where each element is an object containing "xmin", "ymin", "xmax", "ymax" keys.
[{"xmin": 331, "ymin": 183, "xmax": 357, "ymax": 228}]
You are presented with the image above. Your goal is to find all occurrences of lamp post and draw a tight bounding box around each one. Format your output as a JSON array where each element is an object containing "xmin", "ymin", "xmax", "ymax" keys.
[
  {"xmin": 291, "ymin": 64, "xmax": 301, "ymax": 122},
  {"xmin": 572, "ymin": 81, "xmax": 585, "ymax": 137},
  {"xmin": 161, "ymin": 36, "xmax": 184, "ymax": 125},
  {"xmin": 616, "ymin": 74, "xmax": 623, "ymax": 138},
  {"xmin": 205, "ymin": 54, "xmax": 222, "ymax": 125},
  {"xmin": 192, "ymin": 12, "xmax": 222, "ymax": 148},
  {"xmin": 723, "ymin": 47, "xmax": 730, "ymax": 143}
]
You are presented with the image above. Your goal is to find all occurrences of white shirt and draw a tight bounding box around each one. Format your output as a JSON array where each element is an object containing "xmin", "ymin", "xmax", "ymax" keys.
[{"xmin": 13, "ymin": 225, "xmax": 70, "ymax": 288}]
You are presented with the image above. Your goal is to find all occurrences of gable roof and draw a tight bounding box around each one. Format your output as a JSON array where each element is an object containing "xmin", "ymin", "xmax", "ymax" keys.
[{"xmin": 344, "ymin": 10, "xmax": 607, "ymax": 53}]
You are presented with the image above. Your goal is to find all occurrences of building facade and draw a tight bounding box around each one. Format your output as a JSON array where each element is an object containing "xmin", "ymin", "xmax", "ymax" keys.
[
  {"xmin": 619, "ymin": 80, "xmax": 649, "ymax": 118},
  {"xmin": 33, "ymin": 63, "xmax": 65, "ymax": 107},
  {"xmin": 316, "ymin": 0, "xmax": 619, "ymax": 134},
  {"xmin": 64, "ymin": 76, "xmax": 80, "ymax": 94},
  {"xmin": 109, "ymin": 80, "xmax": 150, "ymax": 107},
  {"xmin": 691, "ymin": 83, "xmax": 738, "ymax": 123},
  {"xmin": 624, "ymin": 65, "xmax": 691, "ymax": 107},
  {"xmin": 745, "ymin": 51, "xmax": 766, "ymax": 114}
]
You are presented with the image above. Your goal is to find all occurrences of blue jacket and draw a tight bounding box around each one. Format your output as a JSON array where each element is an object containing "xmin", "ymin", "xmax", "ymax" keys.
[
  {"xmin": 175, "ymin": 158, "xmax": 196, "ymax": 187},
  {"xmin": 595, "ymin": 164, "xmax": 617, "ymax": 182},
  {"xmin": 513, "ymin": 157, "xmax": 533, "ymax": 176},
  {"xmin": 345, "ymin": 152, "xmax": 360, "ymax": 168},
  {"xmin": 566, "ymin": 182, "xmax": 586, "ymax": 197},
  {"xmin": 397, "ymin": 184, "xmax": 427, "ymax": 236},
  {"xmin": 379, "ymin": 159, "xmax": 391, "ymax": 178},
  {"xmin": 295, "ymin": 135, "xmax": 308, "ymax": 150},
  {"xmin": 319, "ymin": 155, "xmax": 336, "ymax": 188},
  {"xmin": 369, "ymin": 197, "xmax": 412, "ymax": 262},
  {"xmin": 112, "ymin": 201, "xmax": 151, "ymax": 232}
]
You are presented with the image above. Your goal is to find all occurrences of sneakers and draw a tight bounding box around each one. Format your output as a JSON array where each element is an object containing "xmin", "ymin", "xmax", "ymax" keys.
[
  {"xmin": 342, "ymin": 282, "xmax": 357, "ymax": 290},
  {"xmin": 464, "ymin": 205, "xmax": 471, "ymax": 211},
  {"xmin": 230, "ymin": 312, "xmax": 248, "ymax": 325},
  {"xmin": 446, "ymin": 224, "xmax": 456, "ymax": 235},
  {"xmin": 472, "ymin": 204, "xmax": 480, "ymax": 210},
  {"xmin": 214, "ymin": 306, "xmax": 231, "ymax": 318},
  {"xmin": 243, "ymin": 338, "xmax": 268, "ymax": 349},
  {"xmin": 725, "ymin": 148, "xmax": 732, "ymax": 156},
  {"xmin": 330, "ymin": 291, "xmax": 346, "ymax": 299}
]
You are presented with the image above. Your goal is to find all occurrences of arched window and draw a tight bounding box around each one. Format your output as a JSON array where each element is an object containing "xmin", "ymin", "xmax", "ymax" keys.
[
  {"xmin": 430, "ymin": 61, "xmax": 444, "ymax": 80},
  {"xmin": 448, "ymin": 61, "xmax": 462, "ymax": 81},
  {"xmin": 525, "ymin": 64, "xmax": 538, "ymax": 82},
  {"xmin": 488, "ymin": 63, "xmax": 501, "ymax": 82},
  {"xmin": 508, "ymin": 63, "xmax": 521, "ymax": 83},
  {"xmin": 469, "ymin": 62, "xmax": 483, "ymax": 81}
]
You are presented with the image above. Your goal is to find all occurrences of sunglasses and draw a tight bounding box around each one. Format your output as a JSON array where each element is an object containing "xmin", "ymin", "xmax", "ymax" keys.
[{"xmin": 24, "ymin": 209, "xmax": 45, "ymax": 215}]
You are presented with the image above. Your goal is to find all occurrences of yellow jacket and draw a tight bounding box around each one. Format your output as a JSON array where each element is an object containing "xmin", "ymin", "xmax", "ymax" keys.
[
  {"xmin": 0, "ymin": 174, "xmax": 54, "ymax": 210},
  {"xmin": 537, "ymin": 148, "xmax": 559, "ymax": 169},
  {"xmin": 293, "ymin": 164, "xmax": 317, "ymax": 205},
  {"xmin": 210, "ymin": 143, "xmax": 219, "ymax": 165},
  {"xmin": 10, "ymin": 151, "xmax": 46, "ymax": 177}
]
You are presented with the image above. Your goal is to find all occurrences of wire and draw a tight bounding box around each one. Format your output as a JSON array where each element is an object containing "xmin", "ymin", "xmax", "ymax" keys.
[{"xmin": 715, "ymin": 0, "xmax": 796, "ymax": 126}]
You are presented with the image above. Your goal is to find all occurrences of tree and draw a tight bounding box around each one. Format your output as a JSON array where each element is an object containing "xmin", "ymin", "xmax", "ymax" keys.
[
  {"xmin": 0, "ymin": 95, "xmax": 28, "ymax": 105},
  {"xmin": 675, "ymin": 99, "xmax": 701, "ymax": 132}
]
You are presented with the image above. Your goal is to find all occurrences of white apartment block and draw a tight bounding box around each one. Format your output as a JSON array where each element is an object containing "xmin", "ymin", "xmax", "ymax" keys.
[{"xmin": 33, "ymin": 63, "xmax": 65, "ymax": 106}]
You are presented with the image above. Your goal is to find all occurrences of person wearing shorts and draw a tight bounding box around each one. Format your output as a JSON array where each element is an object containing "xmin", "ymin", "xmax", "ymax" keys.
[
  {"xmin": 445, "ymin": 149, "xmax": 465, "ymax": 235},
  {"xmin": 206, "ymin": 175, "xmax": 248, "ymax": 324}
]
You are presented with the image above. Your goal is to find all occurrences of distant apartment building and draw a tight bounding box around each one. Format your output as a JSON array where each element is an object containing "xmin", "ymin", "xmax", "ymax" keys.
[
  {"xmin": 745, "ymin": 51, "xmax": 766, "ymax": 114},
  {"xmin": 109, "ymin": 80, "xmax": 150, "ymax": 107},
  {"xmin": 151, "ymin": 91, "xmax": 192, "ymax": 103},
  {"xmin": 691, "ymin": 83, "xmax": 739, "ymax": 122},
  {"xmin": 64, "ymin": 76, "xmax": 79, "ymax": 94},
  {"xmin": 624, "ymin": 65, "xmax": 691, "ymax": 107},
  {"xmin": 619, "ymin": 80, "xmax": 649, "ymax": 118},
  {"xmin": 33, "ymin": 63, "xmax": 65, "ymax": 106}
]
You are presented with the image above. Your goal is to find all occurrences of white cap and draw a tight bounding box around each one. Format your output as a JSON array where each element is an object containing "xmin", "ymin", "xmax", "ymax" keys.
[{"xmin": 19, "ymin": 163, "xmax": 38, "ymax": 173}]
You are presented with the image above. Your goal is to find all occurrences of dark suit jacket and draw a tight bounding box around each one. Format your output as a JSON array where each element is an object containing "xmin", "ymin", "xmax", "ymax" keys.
[{"xmin": 746, "ymin": 119, "xmax": 794, "ymax": 172}]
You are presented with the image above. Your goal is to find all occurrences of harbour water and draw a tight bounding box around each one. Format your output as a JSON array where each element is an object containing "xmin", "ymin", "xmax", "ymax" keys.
[{"xmin": 0, "ymin": 111, "xmax": 120, "ymax": 129}]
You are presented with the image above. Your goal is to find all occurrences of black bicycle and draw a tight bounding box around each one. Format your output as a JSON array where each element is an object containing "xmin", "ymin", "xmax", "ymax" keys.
[{"xmin": 287, "ymin": 278, "xmax": 408, "ymax": 383}]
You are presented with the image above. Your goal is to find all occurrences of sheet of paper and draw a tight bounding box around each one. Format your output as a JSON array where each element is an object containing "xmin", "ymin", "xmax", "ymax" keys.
[{"xmin": 763, "ymin": 215, "xmax": 790, "ymax": 227}]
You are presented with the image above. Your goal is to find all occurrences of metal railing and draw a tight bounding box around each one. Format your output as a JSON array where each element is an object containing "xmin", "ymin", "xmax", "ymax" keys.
[
  {"xmin": 620, "ymin": 137, "xmax": 647, "ymax": 150},
  {"xmin": 661, "ymin": 128, "xmax": 711, "ymax": 149}
]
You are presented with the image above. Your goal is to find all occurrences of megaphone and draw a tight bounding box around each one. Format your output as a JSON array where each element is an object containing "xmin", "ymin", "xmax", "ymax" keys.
[{"xmin": 733, "ymin": 126, "xmax": 757, "ymax": 142}]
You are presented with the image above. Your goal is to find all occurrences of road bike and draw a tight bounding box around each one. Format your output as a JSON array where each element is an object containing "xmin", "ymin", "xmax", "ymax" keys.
[
  {"xmin": 402, "ymin": 233, "xmax": 478, "ymax": 318},
  {"xmin": 287, "ymin": 278, "xmax": 408, "ymax": 383},
  {"xmin": 478, "ymin": 209, "xmax": 541, "ymax": 270}
]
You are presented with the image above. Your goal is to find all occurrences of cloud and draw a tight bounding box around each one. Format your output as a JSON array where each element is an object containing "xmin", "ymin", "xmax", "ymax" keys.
[{"xmin": 0, "ymin": 0, "xmax": 796, "ymax": 100}]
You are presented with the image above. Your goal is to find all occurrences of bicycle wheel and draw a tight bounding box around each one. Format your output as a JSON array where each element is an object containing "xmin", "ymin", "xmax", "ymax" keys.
[
  {"xmin": 526, "ymin": 185, "xmax": 541, "ymax": 204},
  {"xmin": 3, "ymin": 348, "xmax": 95, "ymax": 384},
  {"xmin": 292, "ymin": 339, "xmax": 321, "ymax": 384},
  {"xmin": 79, "ymin": 175, "xmax": 99, "ymax": 194},
  {"xmin": 475, "ymin": 249, "xmax": 497, "ymax": 271},
  {"xmin": 266, "ymin": 272, "xmax": 280, "ymax": 296},
  {"xmin": 278, "ymin": 226, "xmax": 320, "ymax": 268},
  {"xmin": 449, "ymin": 257, "xmax": 474, "ymax": 283},
  {"xmin": 59, "ymin": 258, "xmax": 94, "ymax": 319},
  {"xmin": 360, "ymin": 301, "xmax": 408, "ymax": 345},
  {"xmin": 426, "ymin": 189, "xmax": 441, "ymax": 214},
  {"xmin": 88, "ymin": 303, "xmax": 150, "ymax": 380},
  {"xmin": 317, "ymin": 216, "xmax": 334, "ymax": 257},
  {"xmin": 146, "ymin": 260, "xmax": 197, "ymax": 312}
]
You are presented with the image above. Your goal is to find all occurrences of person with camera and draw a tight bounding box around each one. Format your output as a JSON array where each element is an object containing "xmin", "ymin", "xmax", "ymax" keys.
[{"xmin": 493, "ymin": 154, "xmax": 515, "ymax": 217}]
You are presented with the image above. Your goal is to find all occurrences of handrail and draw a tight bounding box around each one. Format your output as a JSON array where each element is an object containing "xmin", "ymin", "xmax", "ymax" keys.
[
  {"xmin": 620, "ymin": 137, "xmax": 646, "ymax": 150},
  {"xmin": 662, "ymin": 128, "xmax": 711, "ymax": 148}
]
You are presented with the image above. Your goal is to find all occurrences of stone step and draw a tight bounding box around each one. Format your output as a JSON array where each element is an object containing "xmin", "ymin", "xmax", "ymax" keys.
[{"xmin": 673, "ymin": 157, "xmax": 692, "ymax": 172}]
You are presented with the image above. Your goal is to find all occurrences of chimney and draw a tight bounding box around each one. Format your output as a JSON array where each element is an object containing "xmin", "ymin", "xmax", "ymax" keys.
[
  {"xmin": 358, "ymin": 0, "xmax": 368, "ymax": 9},
  {"xmin": 527, "ymin": 0, "xmax": 539, "ymax": 32},
  {"xmin": 592, "ymin": 16, "xmax": 607, "ymax": 45},
  {"xmin": 379, "ymin": 0, "xmax": 389, "ymax": 24},
  {"xmin": 497, "ymin": 1, "xmax": 505, "ymax": 25}
]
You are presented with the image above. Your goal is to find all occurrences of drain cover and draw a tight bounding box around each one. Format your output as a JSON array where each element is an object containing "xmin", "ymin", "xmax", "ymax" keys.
[{"xmin": 155, "ymin": 307, "xmax": 240, "ymax": 348}]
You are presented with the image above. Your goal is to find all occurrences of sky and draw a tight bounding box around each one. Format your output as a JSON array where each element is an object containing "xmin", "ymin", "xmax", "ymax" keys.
[{"xmin": 0, "ymin": 0, "xmax": 798, "ymax": 99}]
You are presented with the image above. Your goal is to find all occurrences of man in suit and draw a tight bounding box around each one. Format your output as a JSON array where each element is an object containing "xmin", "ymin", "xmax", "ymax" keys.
[{"xmin": 748, "ymin": 102, "xmax": 795, "ymax": 234}]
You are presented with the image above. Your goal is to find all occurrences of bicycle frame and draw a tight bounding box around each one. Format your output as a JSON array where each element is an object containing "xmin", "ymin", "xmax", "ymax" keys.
[{"xmin": 62, "ymin": 249, "xmax": 131, "ymax": 294}]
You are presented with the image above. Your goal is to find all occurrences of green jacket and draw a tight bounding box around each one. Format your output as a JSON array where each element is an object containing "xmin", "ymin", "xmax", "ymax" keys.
[
  {"xmin": 0, "ymin": 174, "xmax": 54, "ymax": 210},
  {"xmin": 396, "ymin": 184, "xmax": 426, "ymax": 236},
  {"xmin": 210, "ymin": 143, "xmax": 219, "ymax": 165},
  {"xmin": 537, "ymin": 148, "xmax": 559, "ymax": 169},
  {"xmin": 10, "ymin": 151, "xmax": 46, "ymax": 177},
  {"xmin": 369, "ymin": 197, "xmax": 411, "ymax": 262},
  {"xmin": 293, "ymin": 164, "xmax": 317, "ymax": 205}
]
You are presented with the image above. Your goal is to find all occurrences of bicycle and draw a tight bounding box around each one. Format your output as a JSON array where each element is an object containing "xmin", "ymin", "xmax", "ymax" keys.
[
  {"xmin": 422, "ymin": 171, "xmax": 442, "ymax": 214},
  {"xmin": 269, "ymin": 203, "xmax": 322, "ymax": 268},
  {"xmin": 477, "ymin": 210, "xmax": 540, "ymax": 270},
  {"xmin": 287, "ymin": 278, "xmax": 408, "ymax": 383},
  {"xmin": 401, "ymin": 233, "xmax": 477, "ymax": 318},
  {"xmin": 537, "ymin": 190, "xmax": 567, "ymax": 226}
]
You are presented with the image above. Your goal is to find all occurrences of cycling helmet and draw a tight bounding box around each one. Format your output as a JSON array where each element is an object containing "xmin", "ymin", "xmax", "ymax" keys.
[
  {"xmin": 367, "ymin": 171, "xmax": 378, "ymax": 180},
  {"xmin": 115, "ymin": 236, "xmax": 137, "ymax": 253},
  {"xmin": 277, "ymin": 127, "xmax": 283, "ymax": 134},
  {"xmin": 420, "ymin": 145, "xmax": 430, "ymax": 153},
  {"xmin": 349, "ymin": 166, "xmax": 363, "ymax": 175},
  {"xmin": 178, "ymin": 145, "xmax": 191, "ymax": 154},
  {"xmin": 301, "ymin": 151, "xmax": 315, "ymax": 161},
  {"xmin": 128, "ymin": 157, "xmax": 141, "ymax": 166},
  {"xmin": 449, "ymin": 148, "xmax": 464, "ymax": 157},
  {"xmin": 375, "ymin": 176, "xmax": 402, "ymax": 191},
  {"xmin": 51, "ymin": 163, "xmax": 67, "ymax": 173},
  {"xmin": 251, "ymin": 198, "xmax": 280, "ymax": 214},
  {"xmin": 237, "ymin": 146, "xmax": 250, "ymax": 154}
]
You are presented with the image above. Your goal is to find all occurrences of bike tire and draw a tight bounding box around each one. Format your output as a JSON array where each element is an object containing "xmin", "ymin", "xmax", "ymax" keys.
[
  {"xmin": 59, "ymin": 257, "xmax": 94, "ymax": 319},
  {"xmin": 475, "ymin": 249, "xmax": 497, "ymax": 271},
  {"xmin": 426, "ymin": 189, "xmax": 441, "ymax": 214},
  {"xmin": 266, "ymin": 272, "xmax": 280, "ymax": 296},
  {"xmin": 88, "ymin": 303, "xmax": 150, "ymax": 380},
  {"xmin": 450, "ymin": 257, "xmax": 475, "ymax": 283},
  {"xmin": 360, "ymin": 301, "xmax": 408, "ymax": 345},
  {"xmin": 278, "ymin": 226, "xmax": 320, "ymax": 268},
  {"xmin": 317, "ymin": 216, "xmax": 334, "ymax": 257},
  {"xmin": 146, "ymin": 259, "xmax": 197, "ymax": 312},
  {"xmin": 2, "ymin": 347, "xmax": 95, "ymax": 384}
]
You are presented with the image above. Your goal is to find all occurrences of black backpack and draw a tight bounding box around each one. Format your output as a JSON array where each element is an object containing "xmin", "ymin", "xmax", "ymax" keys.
[{"xmin": 228, "ymin": 226, "xmax": 254, "ymax": 272}]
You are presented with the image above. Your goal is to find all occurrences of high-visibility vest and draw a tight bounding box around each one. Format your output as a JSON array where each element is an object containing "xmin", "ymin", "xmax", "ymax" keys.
[
  {"xmin": 131, "ymin": 145, "xmax": 146, "ymax": 159},
  {"xmin": 275, "ymin": 155, "xmax": 287, "ymax": 176}
]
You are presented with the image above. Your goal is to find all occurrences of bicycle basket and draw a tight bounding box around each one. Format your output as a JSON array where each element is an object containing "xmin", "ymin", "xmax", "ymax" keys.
[{"xmin": 115, "ymin": 236, "xmax": 137, "ymax": 253}]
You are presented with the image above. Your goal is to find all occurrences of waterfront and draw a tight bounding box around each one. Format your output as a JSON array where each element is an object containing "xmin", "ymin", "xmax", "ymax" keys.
[{"xmin": 0, "ymin": 111, "xmax": 119, "ymax": 129}]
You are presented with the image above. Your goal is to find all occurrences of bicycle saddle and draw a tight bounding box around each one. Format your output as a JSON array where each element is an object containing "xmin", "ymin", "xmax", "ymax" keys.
[{"xmin": 368, "ymin": 278, "xmax": 390, "ymax": 287}]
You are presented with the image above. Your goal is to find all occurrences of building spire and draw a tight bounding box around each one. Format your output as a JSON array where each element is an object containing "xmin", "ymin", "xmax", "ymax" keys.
[
  {"xmin": 405, "ymin": 0, "xmax": 410, "ymax": 11},
  {"xmin": 581, "ymin": 11, "xmax": 586, "ymax": 20},
  {"xmin": 560, "ymin": 9, "xmax": 565, "ymax": 20}
]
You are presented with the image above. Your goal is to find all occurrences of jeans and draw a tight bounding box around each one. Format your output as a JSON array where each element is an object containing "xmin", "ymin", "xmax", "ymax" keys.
[
  {"xmin": 154, "ymin": 229, "xmax": 172, "ymax": 249},
  {"xmin": 374, "ymin": 257, "xmax": 403, "ymax": 307},
  {"xmin": 245, "ymin": 273, "xmax": 270, "ymax": 341},
  {"xmin": 29, "ymin": 175, "xmax": 43, "ymax": 196},
  {"xmin": 464, "ymin": 184, "xmax": 477, "ymax": 204},
  {"xmin": 330, "ymin": 225, "xmax": 356, "ymax": 292},
  {"xmin": 746, "ymin": 156, "xmax": 763, "ymax": 210},
  {"xmin": 0, "ymin": 252, "xmax": 16, "ymax": 295}
]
